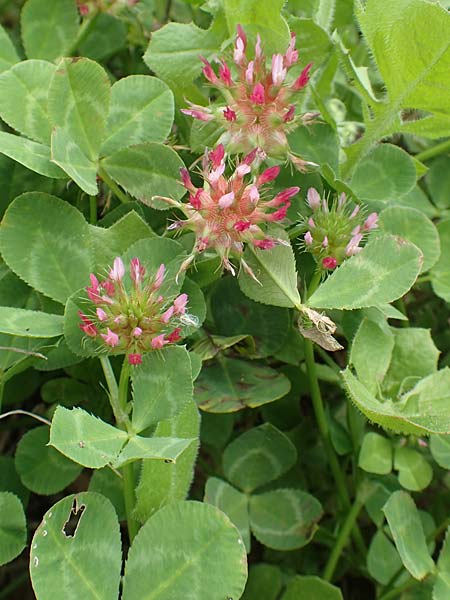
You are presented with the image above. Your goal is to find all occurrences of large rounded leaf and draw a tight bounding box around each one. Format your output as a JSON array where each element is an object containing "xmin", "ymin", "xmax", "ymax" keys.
[
  {"xmin": 15, "ymin": 426, "xmax": 82, "ymax": 495},
  {"xmin": 30, "ymin": 492, "xmax": 122, "ymax": 600},
  {"xmin": 0, "ymin": 492, "xmax": 26, "ymax": 566},
  {"xmin": 123, "ymin": 501, "xmax": 247, "ymax": 600},
  {"xmin": 0, "ymin": 193, "xmax": 93, "ymax": 304}
]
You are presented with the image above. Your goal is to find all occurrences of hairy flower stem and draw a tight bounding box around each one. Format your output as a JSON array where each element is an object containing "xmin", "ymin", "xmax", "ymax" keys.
[
  {"xmin": 323, "ymin": 494, "xmax": 364, "ymax": 581},
  {"xmin": 305, "ymin": 271, "xmax": 366, "ymax": 556},
  {"xmin": 118, "ymin": 358, "xmax": 140, "ymax": 543},
  {"xmin": 100, "ymin": 356, "xmax": 139, "ymax": 542}
]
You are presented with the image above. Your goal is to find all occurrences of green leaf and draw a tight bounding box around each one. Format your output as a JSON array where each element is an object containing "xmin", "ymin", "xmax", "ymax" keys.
[
  {"xmin": 30, "ymin": 492, "xmax": 121, "ymax": 600},
  {"xmin": 382, "ymin": 328, "xmax": 440, "ymax": 398},
  {"xmin": 0, "ymin": 456, "xmax": 29, "ymax": 507},
  {"xmin": 134, "ymin": 400, "xmax": 200, "ymax": 523},
  {"xmin": 308, "ymin": 235, "xmax": 423, "ymax": 310},
  {"xmin": 223, "ymin": 0, "xmax": 290, "ymax": 53},
  {"xmin": 113, "ymin": 435, "xmax": 194, "ymax": 468},
  {"xmin": 88, "ymin": 210, "xmax": 155, "ymax": 269},
  {"xmin": 0, "ymin": 131, "xmax": 66, "ymax": 178},
  {"xmin": 100, "ymin": 142, "xmax": 185, "ymax": 207},
  {"xmin": 239, "ymin": 227, "xmax": 301, "ymax": 308},
  {"xmin": 383, "ymin": 490, "xmax": 434, "ymax": 580},
  {"xmin": 242, "ymin": 564, "xmax": 282, "ymax": 600},
  {"xmin": 0, "ymin": 24, "xmax": 19, "ymax": 73},
  {"xmin": 378, "ymin": 206, "xmax": 440, "ymax": 273},
  {"xmin": 131, "ymin": 346, "xmax": 193, "ymax": 433},
  {"xmin": 223, "ymin": 423, "xmax": 297, "ymax": 493},
  {"xmin": 288, "ymin": 17, "xmax": 333, "ymax": 67},
  {"xmin": 356, "ymin": 0, "xmax": 450, "ymax": 115},
  {"xmin": 41, "ymin": 377, "xmax": 91, "ymax": 406},
  {"xmin": 358, "ymin": 432, "xmax": 392, "ymax": 475},
  {"xmin": 15, "ymin": 426, "xmax": 82, "ymax": 495},
  {"xmin": 144, "ymin": 20, "xmax": 225, "ymax": 84},
  {"xmin": 434, "ymin": 529, "xmax": 450, "ymax": 600},
  {"xmin": 350, "ymin": 318, "xmax": 394, "ymax": 394},
  {"xmin": 21, "ymin": 0, "xmax": 79, "ymax": 61},
  {"xmin": 367, "ymin": 530, "xmax": 402, "ymax": 585},
  {"xmin": 204, "ymin": 477, "xmax": 251, "ymax": 552},
  {"xmin": 282, "ymin": 575, "xmax": 343, "ymax": 600},
  {"xmin": 122, "ymin": 501, "xmax": 247, "ymax": 600},
  {"xmin": 394, "ymin": 447, "xmax": 433, "ymax": 492},
  {"xmin": 349, "ymin": 144, "xmax": 416, "ymax": 203},
  {"xmin": 101, "ymin": 75, "xmax": 174, "ymax": 156},
  {"xmin": 49, "ymin": 406, "xmax": 128, "ymax": 469},
  {"xmin": 0, "ymin": 60, "xmax": 56, "ymax": 144},
  {"xmin": 195, "ymin": 356, "xmax": 291, "ymax": 413},
  {"xmin": 48, "ymin": 57, "xmax": 110, "ymax": 161},
  {"xmin": 0, "ymin": 307, "xmax": 63, "ymax": 338},
  {"xmin": 430, "ymin": 435, "xmax": 450, "ymax": 469},
  {"xmin": 0, "ymin": 193, "xmax": 93, "ymax": 304},
  {"xmin": 51, "ymin": 127, "xmax": 98, "ymax": 195},
  {"xmin": 249, "ymin": 488, "xmax": 322, "ymax": 550},
  {"xmin": 88, "ymin": 468, "xmax": 125, "ymax": 521},
  {"xmin": 0, "ymin": 492, "xmax": 26, "ymax": 566},
  {"xmin": 211, "ymin": 276, "xmax": 290, "ymax": 358},
  {"xmin": 431, "ymin": 219, "xmax": 450, "ymax": 303},
  {"xmin": 343, "ymin": 367, "xmax": 450, "ymax": 435},
  {"xmin": 288, "ymin": 123, "xmax": 340, "ymax": 176},
  {"xmin": 79, "ymin": 13, "xmax": 126, "ymax": 61},
  {"xmin": 425, "ymin": 156, "xmax": 450, "ymax": 210}
]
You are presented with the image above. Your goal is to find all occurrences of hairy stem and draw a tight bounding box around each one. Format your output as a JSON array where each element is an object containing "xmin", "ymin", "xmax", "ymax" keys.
[
  {"xmin": 99, "ymin": 167, "xmax": 130, "ymax": 205},
  {"xmin": 415, "ymin": 138, "xmax": 450, "ymax": 163}
]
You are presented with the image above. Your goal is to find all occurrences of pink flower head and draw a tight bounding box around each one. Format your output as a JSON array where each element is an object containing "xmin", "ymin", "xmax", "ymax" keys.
[
  {"xmin": 183, "ymin": 26, "xmax": 314, "ymax": 164},
  {"xmin": 101, "ymin": 328, "xmax": 119, "ymax": 347},
  {"xmin": 128, "ymin": 353, "xmax": 142, "ymax": 365},
  {"xmin": 271, "ymin": 54, "xmax": 286, "ymax": 86},
  {"xmin": 109, "ymin": 257, "xmax": 125, "ymax": 282},
  {"xmin": 78, "ymin": 312, "xmax": 97, "ymax": 337},
  {"xmin": 254, "ymin": 238, "xmax": 276, "ymax": 250},
  {"xmin": 258, "ymin": 166, "xmax": 280, "ymax": 185},
  {"xmin": 218, "ymin": 60, "xmax": 232, "ymax": 86},
  {"xmin": 133, "ymin": 327, "xmax": 143, "ymax": 337},
  {"xmin": 153, "ymin": 264, "xmax": 165, "ymax": 290},
  {"xmin": 161, "ymin": 305, "xmax": 175, "ymax": 323},
  {"xmin": 224, "ymin": 106, "xmax": 237, "ymax": 122},
  {"xmin": 130, "ymin": 258, "xmax": 145, "ymax": 285},
  {"xmin": 96, "ymin": 308, "xmax": 108, "ymax": 321},
  {"xmin": 266, "ymin": 187, "xmax": 300, "ymax": 207},
  {"xmin": 189, "ymin": 189, "xmax": 203, "ymax": 210},
  {"xmin": 284, "ymin": 33, "xmax": 299, "ymax": 67},
  {"xmin": 300, "ymin": 189, "xmax": 378, "ymax": 269},
  {"xmin": 209, "ymin": 144, "xmax": 225, "ymax": 168},
  {"xmin": 151, "ymin": 334, "xmax": 168, "ymax": 349},
  {"xmin": 166, "ymin": 328, "xmax": 182, "ymax": 343},
  {"xmin": 174, "ymin": 293, "xmax": 188, "ymax": 315},
  {"xmin": 363, "ymin": 212, "xmax": 378, "ymax": 231},
  {"xmin": 292, "ymin": 63, "xmax": 313, "ymax": 90},
  {"xmin": 180, "ymin": 168, "xmax": 195, "ymax": 191},
  {"xmin": 200, "ymin": 56, "xmax": 218, "ymax": 84},
  {"xmin": 322, "ymin": 256, "xmax": 338, "ymax": 270},
  {"xmin": 250, "ymin": 82, "xmax": 265, "ymax": 105},
  {"xmin": 218, "ymin": 191, "xmax": 235, "ymax": 209}
]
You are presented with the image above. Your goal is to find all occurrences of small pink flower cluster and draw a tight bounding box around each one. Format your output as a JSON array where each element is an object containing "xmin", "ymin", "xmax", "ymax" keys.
[
  {"xmin": 78, "ymin": 257, "xmax": 189, "ymax": 365},
  {"xmin": 167, "ymin": 144, "xmax": 299, "ymax": 279},
  {"xmin": 301, "ymin": 188, "xmax": 378, "ymax": 270},
  {"xmin": 182, "ymin": 26, "xmax": 316, "ymax": 165},
  {"xmin": 77, "ymin": 0, "xmax": 136, "ymax": 16}
]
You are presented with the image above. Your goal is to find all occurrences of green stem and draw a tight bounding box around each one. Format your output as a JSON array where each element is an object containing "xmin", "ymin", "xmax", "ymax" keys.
[
  {"xmin": 323, "ymin": 494, "xmax": 365, "ymax": 581},
  {"xmin": 99, "ymin": 167, "xmax": 130, "ymax": 205},
  {"xmin": 99, "ymin": 357, "xmax": 130, "ymax": 430},
  {"xmin": 415, "ymin": 138, "xmax": 450, "ymax": 163},
  {"xmin": 316, "ymin": 346, "xmax": 340, "ymax": 373},
  {"xmin": 304, "ymin": 273, "xmax": 366, "ymax": 556},
  {"xmin": 378, "ymin": 578, "xmax": 420, "ymax": 600},
  {"xmin": 68, "ymin": 12, "xmax": 100, "ymax": 55},
  {"xmin": 117, "ymin": 358, "xmax": 139, "ymax": 543},
  {"xmin": 89, "ymin": 195, "xmax": 97, "ymax": 224}
]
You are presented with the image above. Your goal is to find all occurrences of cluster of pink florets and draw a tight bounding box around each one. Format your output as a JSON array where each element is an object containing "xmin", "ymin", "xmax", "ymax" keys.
[
  {"xmin": 165, "ymin": 144, "xmax": 299, "ymax": 279},
  {"xmin": 182, "ymin": 26, "xmax": 317, "ymax": 165},
  {"xmin": 301, "ymin": 188, "xmax": 378, "ymax": 270},
  {"xmin": 77, "ymin": 0, "xmax": 137, "ymax": 16},
  {"xmin": 78, "ymin": 257, "xmax": 190, "ymax": 365}
]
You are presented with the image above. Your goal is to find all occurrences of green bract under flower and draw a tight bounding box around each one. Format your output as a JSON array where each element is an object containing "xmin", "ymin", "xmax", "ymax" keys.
[{"xmin": 78, "ymin": 257, "xmax": 195, "ymax": 365}]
